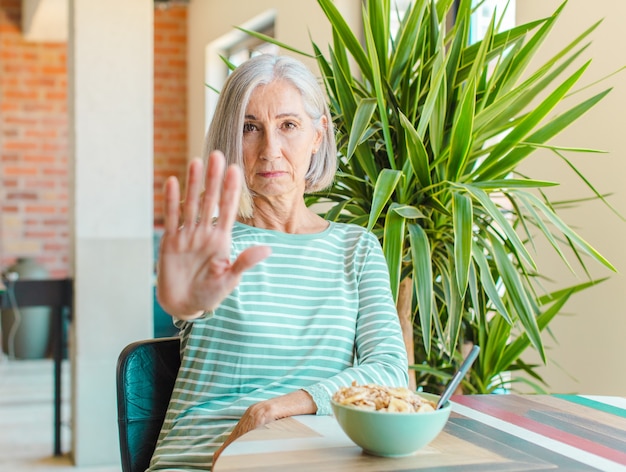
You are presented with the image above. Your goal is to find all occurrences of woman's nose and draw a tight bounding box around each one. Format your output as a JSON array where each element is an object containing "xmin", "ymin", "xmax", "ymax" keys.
[{"xmin": 260, "ymin": 130, "xmax": 281, "ymax": 161}]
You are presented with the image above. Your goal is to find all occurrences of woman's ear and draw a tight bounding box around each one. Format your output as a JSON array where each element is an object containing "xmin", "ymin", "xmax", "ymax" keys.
[{"xmin": 314, "ymin": 115, "xmax": 328, "ymax": 149}]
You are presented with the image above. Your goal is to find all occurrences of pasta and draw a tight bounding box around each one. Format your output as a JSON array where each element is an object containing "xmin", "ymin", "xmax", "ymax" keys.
[{"xmin": 332, "ymin": 382, "xmax": 436, "ymax": 413}]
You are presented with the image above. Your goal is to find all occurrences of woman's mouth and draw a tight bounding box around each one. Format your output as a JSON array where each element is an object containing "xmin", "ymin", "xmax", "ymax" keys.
[{"xmin": 257, "ymin": 171, "xmax": 286, "ymax": 178}]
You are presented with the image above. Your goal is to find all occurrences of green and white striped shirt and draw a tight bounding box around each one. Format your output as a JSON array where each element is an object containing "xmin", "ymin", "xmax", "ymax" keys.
[{"xmin": 149, "ymin": 221, "xmax": 409, "ymax": 471}]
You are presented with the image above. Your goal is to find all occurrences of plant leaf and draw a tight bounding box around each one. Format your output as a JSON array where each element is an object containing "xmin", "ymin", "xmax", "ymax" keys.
[
  {"xmin": 367, "ymin": 169, "xmax": 403, "ymax": 231},
  {"xmin": 518, "ymin": 191, "xmax": 617, "ymax": 272},
  {"xmin": 496, "ymin": 288, "xmax": 574, "ymax": 373},
  {"xmin": 362, "ymin": 6, "xmax": 395, "ymax": 167},
  {"xmin": 399, "ymin": 112, "xmax": 432, "ymax": 188},
  {"xmin": 234, "ymin": 27, "xmax": 312, "ymax": 57},
  {"xmin": 317, "ymin": 0, "xmax": 371, "ymax": 80},
  {"xmin": 383, "ymin": 203, "xmax": 407, "ymax": 301},
  {"xmin": 472, "ymin": 179, "xmax": 558, "ymax": 189},
  {"xmin": 447, "ymin": 78, "xmax": 476, "ymax": 180},
  {"xmin": 472, "ymin": 241, "xmax": 512, "ymax": 323},
  {"xmin": 409, "ymin": 223, "xmax": 433, "ymax": 355},
  {"xmin": 347, "ymin": 99, "xmax": 378, "ymax": 159},
  {"xmin": 392, "ymin": 204, "xmax": 426, "ymax": 219},
  {"xmin": 476, "ymin": 61, "xmax": 591, "ymax": 181},
  {"xmin": 453, "ymin": 192, "xmax": 472, "ymax": 297},
  {"xmin": 489, "ymin": 233, "xmax": 545, "ymax": 362},
  {"xmin": 460, "ymin": 184, "xmax": 536, "ymax": 269}
]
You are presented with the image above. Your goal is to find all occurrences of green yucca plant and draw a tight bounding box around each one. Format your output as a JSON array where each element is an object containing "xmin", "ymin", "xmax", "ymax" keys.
[{"xmin": 243, "ymin": 0, "xmax": 618, "ymax": 393}]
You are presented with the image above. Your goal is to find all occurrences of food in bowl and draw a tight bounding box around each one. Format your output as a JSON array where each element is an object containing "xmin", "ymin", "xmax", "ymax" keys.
[
  {"xmin": 331, "ymin": 382, "xmax": 451, "ymax": 457},
  {"xmin": 332, "ymin": 382, "xmax": 436, "ymax": 413}
]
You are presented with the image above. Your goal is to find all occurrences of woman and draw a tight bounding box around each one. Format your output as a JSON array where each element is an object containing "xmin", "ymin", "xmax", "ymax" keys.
[{"xmin": 150, "ymin": 54, "xmax": 408, "ymax": 471}]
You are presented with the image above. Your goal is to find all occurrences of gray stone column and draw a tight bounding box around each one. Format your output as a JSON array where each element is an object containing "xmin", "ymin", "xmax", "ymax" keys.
[{"xmin": 68, "ymin": 0, "xmax": 154, "ymax": 465}]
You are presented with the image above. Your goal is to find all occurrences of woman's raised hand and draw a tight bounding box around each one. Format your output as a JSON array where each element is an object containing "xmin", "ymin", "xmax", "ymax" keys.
[{"xmin": 156, "ymin": 151, "xmax": 271, "ymax": 320}]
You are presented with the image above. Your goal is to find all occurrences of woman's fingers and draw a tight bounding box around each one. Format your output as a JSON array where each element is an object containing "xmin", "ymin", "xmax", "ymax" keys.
[
  {"xmin": 199, "ymin": 151, "xmax": 226, "ymax": 228},
  {"xmin": 163, "ymin": 150, "xmax": 247, "ymax": 249},
  {"xmin": 231, "ymin": 246, "xmax": 272, "ymax": 275},
  {"xmin": 181, "ymin": 158, "xmax": 204, "ymax": 230},
  {"xmin": 163, "ymin": 176, "xmax": 181, "ymax": 235},
  {"xmin": 215, "ymin": 163, "xmax": 243, "ymax": 234}
]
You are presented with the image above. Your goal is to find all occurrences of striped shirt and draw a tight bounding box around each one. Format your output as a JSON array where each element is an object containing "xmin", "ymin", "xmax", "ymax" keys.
[{"xmin": 148, "ymin": 221, "xmax": 409, "ymax": 471}]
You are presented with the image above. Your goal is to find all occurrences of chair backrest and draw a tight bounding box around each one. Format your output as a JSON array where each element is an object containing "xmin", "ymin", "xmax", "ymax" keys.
[{"xmin": 116, "ymin": 336, "xmax": 181, "ymax": 472}]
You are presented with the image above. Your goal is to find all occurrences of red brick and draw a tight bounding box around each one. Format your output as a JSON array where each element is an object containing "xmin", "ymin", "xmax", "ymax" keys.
[
  {"xmin": 3, "ymin": 166, "xmax": 38, "ymax": 176},
  {"xmin": 25, "ymin": 129, "xmax": 58, "ymax": 139},
  {"xmin": 1, "ymin": 102, "xmax": 19, "ymax": 112},
  {"xmin": 4, "ymin": 116, "xmax": 38, "ymax": 126},
  {"xmin": 24, "ymin": 179, "xmax": 55, "ymax": 189},
  {"xmin": 24, "ymin": 231, "xmax": 56, "ymax": 238},
  {"xmin": 25, "ymin": 205, "xmax": 56, "ymax": 214},
  {"xmin": 42, "ymin": 218, "xmax": 68, "ymax": 226},
  {"xmin": 42, "ymin": 168, "xmax": 67, "ymax": 176},
  {"xmin": 45, "ymin": 91, "xmax": 66, "ymax": 101},
  {"xmin": 43, "ymin": 243, "xmax": 66, "ymax": 251},
  {"xmin": 6, "ymin": 192, "xmax": 38, "ymax": 200},
  {"xmin": 0, "ymin": 0, "xmax": 188, "ymax": 277}
]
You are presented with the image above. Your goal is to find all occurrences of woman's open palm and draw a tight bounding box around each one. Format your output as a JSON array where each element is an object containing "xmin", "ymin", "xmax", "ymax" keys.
[{"xmin": 156, "ymin": 151, "xmax": 271, "ymax": 320}]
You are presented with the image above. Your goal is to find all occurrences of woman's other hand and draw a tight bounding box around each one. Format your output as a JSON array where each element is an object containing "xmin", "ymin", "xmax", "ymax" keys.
[
  {"xmin": 156, "ymin": 151, "xmax": 271, "ymax": 319},
  {"xmin": 212, "ymin": 389, "xmax": 317, "ymax": 467}
]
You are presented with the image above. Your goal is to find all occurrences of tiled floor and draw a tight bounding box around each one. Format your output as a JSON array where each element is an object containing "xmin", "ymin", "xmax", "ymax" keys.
[{"xmin": 0, "ymin": 356, "xmax": 120, "ymax": 472}]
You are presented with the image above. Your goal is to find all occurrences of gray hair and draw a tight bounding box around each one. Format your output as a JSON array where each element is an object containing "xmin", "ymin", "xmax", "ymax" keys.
[{"xmin": 203, "ymin": 54, "xmax": 337, "ymax": 218}]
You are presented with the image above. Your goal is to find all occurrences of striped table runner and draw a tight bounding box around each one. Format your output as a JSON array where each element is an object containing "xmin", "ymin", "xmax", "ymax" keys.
[
  {"xmin": 216, "ymin": 394, "xmax": 626, "ymax": 472},
  {"xmin": 451, "ymin": 394, "xmax": 626, "ymax": 471}
]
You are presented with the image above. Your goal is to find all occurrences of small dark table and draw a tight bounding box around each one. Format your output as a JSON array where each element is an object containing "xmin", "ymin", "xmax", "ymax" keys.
[{"xmin": 0, "ymin": 277, "xmax": 73, "ymax": 457}]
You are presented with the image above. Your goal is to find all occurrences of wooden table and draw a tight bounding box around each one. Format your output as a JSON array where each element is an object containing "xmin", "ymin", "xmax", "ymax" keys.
[{"xmin": 215, "ymin": 394, "xmax": 626, "ymax": 471}]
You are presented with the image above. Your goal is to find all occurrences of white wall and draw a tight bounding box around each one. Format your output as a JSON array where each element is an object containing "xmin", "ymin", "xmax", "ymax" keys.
[
  {"xmin": 22, "ymin": 0, "xmax": 68, "ymax": 42},
  {"xmin": 516, "ymin": 1, "xmax": 626, "ymax": 395},
  {"xmin": 68, "ymin": 0, "xmax": 154, "ymax": 465},
  {"xmin": 187, "ymin": 0, "xmax": 361, "ymax": 160}
]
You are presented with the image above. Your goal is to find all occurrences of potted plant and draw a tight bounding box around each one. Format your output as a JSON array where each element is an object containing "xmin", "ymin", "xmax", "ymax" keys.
[{"xmin": 243, "ymin": 0, "xmax": 617, "ymax": 393}]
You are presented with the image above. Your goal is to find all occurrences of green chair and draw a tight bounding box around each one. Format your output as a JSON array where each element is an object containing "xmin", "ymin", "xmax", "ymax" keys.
[{"xmin": 116, "ymin": 336, "xmax": 180, "ymax": 472}]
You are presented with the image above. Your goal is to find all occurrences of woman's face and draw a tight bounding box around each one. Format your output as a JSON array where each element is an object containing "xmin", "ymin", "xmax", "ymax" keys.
[{"xmin": 242, "ymin": 80, "xmax": 325, "ymax": 203}]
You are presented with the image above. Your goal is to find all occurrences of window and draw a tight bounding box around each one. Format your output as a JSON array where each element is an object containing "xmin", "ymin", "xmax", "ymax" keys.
[
  {"xmin": 226, "ymin": 23, "xmax": 278, "ymax": 70},
  {"xmin": 204, "ymin": 10, "xmax": 277, "ymax": 129},
  {"xmin": 470, "ymin": 0, "xmax": 516, "ymax": 43},
  {"xmin": 391, "ymin": 0, "xmax": 516, "ymax": 43}
]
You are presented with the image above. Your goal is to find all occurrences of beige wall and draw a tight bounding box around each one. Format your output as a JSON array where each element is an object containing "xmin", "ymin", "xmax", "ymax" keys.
[
  {"xmin": 517, "ymin": 1, "xmax": 626, "ymax": 394},
  {"xmin": 187, "ymin": 0, "xmax": 626, "ymax": 396},
  {"xmin": 187, "ymin": 0, "xmax": 361, "ymax": 160}
]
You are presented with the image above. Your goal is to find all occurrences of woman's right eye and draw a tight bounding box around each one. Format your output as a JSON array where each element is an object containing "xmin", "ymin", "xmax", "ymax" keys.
[{"xmin": 243, "ymin": 123, "xmax": 257, "ymax": 133}]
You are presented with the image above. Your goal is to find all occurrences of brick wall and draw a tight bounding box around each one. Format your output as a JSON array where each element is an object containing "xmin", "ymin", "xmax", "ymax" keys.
[
  {"xmin": 0, "ymin": 1, "xmax": 188, "ymax": 277},
  {"xmin": 0, "ymin": 0, "xmax": 69, "ymax": 278},
  {"xmin": 154, "ymin": 4, "xmax": 188, "ymax": 228}
]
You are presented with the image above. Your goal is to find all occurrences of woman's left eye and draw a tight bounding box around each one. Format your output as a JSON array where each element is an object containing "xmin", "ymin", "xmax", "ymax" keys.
[{"xmin": 282, "ymin": 121, "xmax": 297, "ymax": 130}]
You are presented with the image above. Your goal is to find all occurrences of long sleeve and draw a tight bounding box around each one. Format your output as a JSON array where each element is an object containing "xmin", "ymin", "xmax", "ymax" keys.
[
  {"xmin": 302, "ymin": 230, "xmax": 409, "ymax": 415},
  {"xmin": 150, "ymin": 222, "xmax": 409, "ymax": 470}
]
